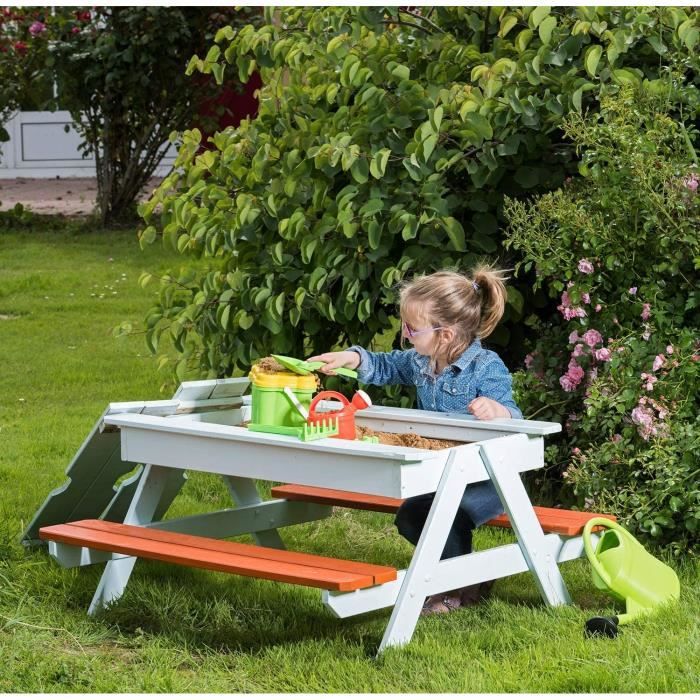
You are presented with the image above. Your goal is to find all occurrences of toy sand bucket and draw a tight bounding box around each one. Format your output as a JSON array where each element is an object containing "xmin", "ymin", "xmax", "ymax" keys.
[
  {"xmin": 582, "ymin": 517, "xmax": 680, "ymax": 637},
  {"xmin": 248, "ymin": 365, "xmax": 316, "ymax": 430}
]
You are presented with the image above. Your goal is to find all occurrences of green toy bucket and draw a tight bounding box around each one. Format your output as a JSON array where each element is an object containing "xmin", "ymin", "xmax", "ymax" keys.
[
  {"xmin": 582, "ymin": 517, "xmax": 680, "ymax": 630},
  {"xmin": 248, "ymin": 365, "xmax": 316, "ymax": 429}
]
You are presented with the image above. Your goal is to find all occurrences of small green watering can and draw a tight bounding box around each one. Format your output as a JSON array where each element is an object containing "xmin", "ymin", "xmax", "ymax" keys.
[{"xmin": 582, "ymin": 517, "xmax": 680, "ymax": 637}]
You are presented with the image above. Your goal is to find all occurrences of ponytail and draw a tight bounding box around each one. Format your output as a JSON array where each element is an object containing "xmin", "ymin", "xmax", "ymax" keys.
[{"xmin": 472, "ymin": 264, "xmax": 508, "ymax": 339}]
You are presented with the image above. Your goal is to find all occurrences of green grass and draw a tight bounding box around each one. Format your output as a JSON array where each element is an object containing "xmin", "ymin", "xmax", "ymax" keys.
[{"xmin": 1, "ymin": 220, "xmax": 699, "ymax": 692}]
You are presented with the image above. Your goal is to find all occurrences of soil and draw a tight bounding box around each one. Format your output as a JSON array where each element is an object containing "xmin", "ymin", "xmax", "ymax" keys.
[{"xmin": 356, "ymin": 425, "xmax": 464, "ymax": 450}]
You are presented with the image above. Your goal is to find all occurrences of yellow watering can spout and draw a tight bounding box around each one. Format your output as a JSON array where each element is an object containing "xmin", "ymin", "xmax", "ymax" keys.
[{"xmin": 582, "ymin": 517, "xmax": 680, "ymax": 638}]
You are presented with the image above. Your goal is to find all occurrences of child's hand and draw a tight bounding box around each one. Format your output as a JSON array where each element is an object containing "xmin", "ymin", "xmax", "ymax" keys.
[
  {"xmin": 307, "ymin": 350, "xmax": 361, "ymax": 375},
  {"xmin": 468, "ymin": 397, "xmax": 512, "ymax": 420}
]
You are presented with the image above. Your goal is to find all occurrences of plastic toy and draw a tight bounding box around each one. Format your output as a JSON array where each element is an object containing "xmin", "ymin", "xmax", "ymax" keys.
[
  {"xmin": 582, "ymin": 517, "xmax": 680, "ymax": 638},
  {"xmin": 271, "ymin": 354, "xmax": 358, "ymax": 379},
  {"xmin": 307, "ymin": 390, "xmax": 372, "ymax": 440},
  {"xmin": 247, "ymin": 364, "xmax": 317, "ymax": 434}
]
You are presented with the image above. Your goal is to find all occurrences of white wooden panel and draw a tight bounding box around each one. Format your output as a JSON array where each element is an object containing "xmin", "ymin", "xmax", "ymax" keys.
[
  {"xmin": 21, "ymin": 120, "xmax": 85, "ymax": 161},
  {"xmin": 323, "ymin": 532, "xmax": 598, "ymax": 618},
  {"xmin": 346, "ymin": 403, "xmax": 561, "ymax": 437}
]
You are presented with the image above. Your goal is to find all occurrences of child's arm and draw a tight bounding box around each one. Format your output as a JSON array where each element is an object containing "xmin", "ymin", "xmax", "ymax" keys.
[
  {"xmin": 468, "ymin": 355, "xmax": 523, "ymax": 420},
  {"xmin": 307, "ymin": 347, "xmax": 416, "ymax": 386}
]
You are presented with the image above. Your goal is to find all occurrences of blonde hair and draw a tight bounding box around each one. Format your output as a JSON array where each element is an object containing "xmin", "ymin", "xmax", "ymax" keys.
[{"xmin": 399, "ymin": 265, "xmax": 509, "ymax": 366}]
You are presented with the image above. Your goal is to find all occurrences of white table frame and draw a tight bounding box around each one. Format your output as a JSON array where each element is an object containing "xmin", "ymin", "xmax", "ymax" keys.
[{"xmin": 41, "ymin": 379, "xmax": 592, "ymax": 654}]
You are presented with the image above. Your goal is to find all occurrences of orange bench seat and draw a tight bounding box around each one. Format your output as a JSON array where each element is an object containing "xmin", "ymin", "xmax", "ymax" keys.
[
  {"xmin": 39, "ymin": 519, "xmax": 396, "ymax": 592},
  {"xmin": 270, "ymin": 485, "xmax": 616, "ymax": 537}
]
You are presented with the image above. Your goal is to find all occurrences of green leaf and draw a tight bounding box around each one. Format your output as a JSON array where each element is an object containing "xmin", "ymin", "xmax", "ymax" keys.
[
  {"xmin": 442, "ymin": 217, "xmax": 466, "ymax": 252},
  {"xmin": 368, "ymin": 220, "xmax": 382, "ymax": 250},
  {"xmin": 350, "ymin": 158, "xmax": 369, "ymax": 184},
  {"xmin": 611, "ymin": 68, "xmax": 641, "ymax": 87},
  {"xmin": 369, "ymin": 148, "xmax": 391, "ymax": 179},
  {"xmin": 529, "ymin": 6, "xmax": 551, "ymax": 29},
  {"xmin": 499, "ymin": 14, "xmax": 518, "ymax": 38},
  {"xmin": 391, "ymin": 63, "xmax": 410, "ymax": 81},
  {"xmin": 538, "ymin": 15, "xmax": 557, "ymax": 44},
  {"xmin": 465, "ymin": 112, "xmax": 493, "ymax": 140},
  {"xmin": 585, "ymin": 44, "xmax": 602, "ymax": 78},
  {"xmin": 360, "ymin": 199, "xmax": 384, "ymax": 217}
]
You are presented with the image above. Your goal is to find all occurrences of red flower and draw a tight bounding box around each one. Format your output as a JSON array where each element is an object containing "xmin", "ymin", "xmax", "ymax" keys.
[{"xmin": 13, "ymin": 41, "xmax": 28, "ymax": 54}]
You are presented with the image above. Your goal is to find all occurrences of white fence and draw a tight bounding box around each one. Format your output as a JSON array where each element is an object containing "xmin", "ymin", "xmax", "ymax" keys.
[{"xmin": 0, "ymin": 110, "xmax": 176, "ymax": 179}]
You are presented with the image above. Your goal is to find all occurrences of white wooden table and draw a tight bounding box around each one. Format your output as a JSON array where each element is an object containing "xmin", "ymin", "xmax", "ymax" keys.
[{"xmin": 30, "ymin": 378, "xmax": 589, "ymax": 654}]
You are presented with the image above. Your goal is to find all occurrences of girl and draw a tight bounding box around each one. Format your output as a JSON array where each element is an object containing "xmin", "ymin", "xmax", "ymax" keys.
[{"xmin": 308, "ymin": 266, "xmax": 522, "ymax": 615}]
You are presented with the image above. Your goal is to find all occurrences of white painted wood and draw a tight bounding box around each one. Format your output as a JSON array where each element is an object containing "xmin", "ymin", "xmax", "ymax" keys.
[
  {"xmin": 324, "ymin": 402, "xmax": 561, "ymax": 438},
  {"xmin": 480, "ymin": 439, "xmax": 571, "ymax": 607},
  {"xmin": 0, "ymin": 110, "xmax": 176, "ymax": 178},
  {"xmin": 47, "ymin": 501, "xmax": 331, "ymax": 569},
  {"xmin": 323, "ymin": 532, "xmax": 599, "ymax": 619},
  {"xmin": 88, "ymin": 464, "xmax": 175, "ymax": 615},
  {"xmin": 222, "ymin": 476, "xmax": 285, "ymax": 549},
  {"xmin": 377, "ymin": 447, "xmax": 476, "ymax": 653}
]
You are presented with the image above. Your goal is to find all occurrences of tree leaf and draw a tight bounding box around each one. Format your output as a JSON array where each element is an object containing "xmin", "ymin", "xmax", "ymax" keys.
[{"xmin": 442, "ymin": 217, "xmax": 466, "ymax": 251}]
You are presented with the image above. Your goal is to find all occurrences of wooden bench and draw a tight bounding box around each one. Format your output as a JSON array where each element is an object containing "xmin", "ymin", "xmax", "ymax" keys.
[
  {"xmin": 39, "ymin": 519, "xmax": 396, "ymax": 592},
  {"xmin": 270, "ymin": 485, "xmax": 616, "ymax": 536}
]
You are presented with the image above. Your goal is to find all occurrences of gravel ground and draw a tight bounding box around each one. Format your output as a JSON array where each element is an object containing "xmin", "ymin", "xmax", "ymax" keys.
[{"xmin": 0, "ymin": 176, "xmax": 162, "ymax": 216}]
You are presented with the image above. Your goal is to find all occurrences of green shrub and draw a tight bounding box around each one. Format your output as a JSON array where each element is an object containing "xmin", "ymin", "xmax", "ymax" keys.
[
  {"xmin": 505, "ymin": 86, "xmax": 699, "ymax": 553},
  {"xmin": 137, "ymin": 7, "xmax": 699, "ymax": 400}
]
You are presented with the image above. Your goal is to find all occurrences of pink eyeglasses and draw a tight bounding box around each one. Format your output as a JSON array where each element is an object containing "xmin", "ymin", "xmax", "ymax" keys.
[{"xmin": 402, "ymin": 321, "xmax": 447, "ymax": 338}]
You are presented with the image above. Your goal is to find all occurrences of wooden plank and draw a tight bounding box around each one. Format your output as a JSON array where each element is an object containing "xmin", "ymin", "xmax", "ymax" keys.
[
  {"xmin": 271, "ymin": 485, "xmax": 403, "ymax": 514},
  {"xmin": 269, "ymin": 485, "xmax": 616, "ymax": 536},
  {"xmin": 486, "ymin": 507, "xmax": 616, "ymax": 536},
  {"xmin": 39, "ymin": 520, "xmax": 396, "ymax": 591}
]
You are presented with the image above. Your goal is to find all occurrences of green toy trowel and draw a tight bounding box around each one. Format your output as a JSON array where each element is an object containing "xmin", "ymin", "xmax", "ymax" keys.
[{"xmin": 271, "ymin": 354, "xmax": 358, "ymax": 379}]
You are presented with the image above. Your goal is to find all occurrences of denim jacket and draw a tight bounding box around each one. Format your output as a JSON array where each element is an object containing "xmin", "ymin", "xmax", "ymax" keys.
[{"xmin": 347, "ymin": 338, "xmax": 523, "ymax": 419}]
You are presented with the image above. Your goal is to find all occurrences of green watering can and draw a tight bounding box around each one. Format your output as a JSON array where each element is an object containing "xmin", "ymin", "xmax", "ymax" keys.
[{"xmin": 582, "ymin": 517, "xmax": 680, "ymax": 638}]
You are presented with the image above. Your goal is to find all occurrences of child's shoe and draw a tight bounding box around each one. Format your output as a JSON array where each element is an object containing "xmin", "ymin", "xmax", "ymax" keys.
[{"xmin": 420, "ymin": 591, "xmax": 462, "ymax": 615}]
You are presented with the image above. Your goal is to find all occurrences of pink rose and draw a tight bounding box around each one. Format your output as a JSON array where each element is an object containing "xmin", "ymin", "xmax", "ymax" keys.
[
  {"xmin": 652, "ymin": 354, "xmax": 665, "ymax": 371},
  {"xmin": 595, "ymin": 347, "xmax": 611, "ymax": 362},
  {"xmin": 628, "ymin": 287, "xmax": 637, "ymax": 295},
  {"xmin": 640, "ymin": 372, "xmax": 657, "ymax": 391},
  {"xmin": 572, "ymin": 343, "xmax": 586, "ymax": 358},
  {"xmin": 582, "ymin": 292, "xmax": 591, "ymax": 304},
  {"xmin": 641, "ymin": 303, "xmax": 651, "ymax": 321},
  {"xmin": 28, "ymin": 20, "xmax": 46, "ymax": 36},
  {"xmin": 683, "ymin": 175, "xmax": 699, "ymax": 193},
  {"xmin": 559, "ymin": 374, "xmax": 577, "ymax": 392},
  {"xmin": 595, "ymin": 304, "xmax": 602, "ymax": 312},
  {"xmin": 582, "ymin": 329, "xmax": 603, "ymax": 348},
  {"xmin": 611, "ymin": 434, "xmax": 622, "ymax": 443},
  {"xmin": 568, "ymin": 331, "xmax": 580, "ymax": 344},
  {"xmin": 578, "ymin": 259, "xmax": 594, "ymax": 274},
  {"xmin": 524, "ymin": 353, "xmax": 534, "ymax": 369},
  {"xmin": 567, "ymin": 359, "xmax": 585, "ymax": 382},
  {"xmin": 666, "ymin": 345, "xmax": 674, "ymax": 355}
]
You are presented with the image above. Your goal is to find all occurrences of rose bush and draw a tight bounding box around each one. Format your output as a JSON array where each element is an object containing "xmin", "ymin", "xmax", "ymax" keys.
[{"xmin": 506, "ymin": 85, "xmax": 699, "ymax": 553}]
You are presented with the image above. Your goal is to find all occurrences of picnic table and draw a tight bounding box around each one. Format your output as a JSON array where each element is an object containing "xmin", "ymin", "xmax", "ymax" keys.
[{"xmin": 26, "ymin": 378, "xmax": 607, "ymax": 654}]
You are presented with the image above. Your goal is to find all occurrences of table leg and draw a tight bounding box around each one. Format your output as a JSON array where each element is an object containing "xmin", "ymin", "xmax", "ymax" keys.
[
  {"xmin": 479, "ymin": 442, "xmax": 571, "ymax": 606},
  {"xmin": 377, "ymin": 448, "xmax": 472, "ymax": 654},
  {"xmin": 222, "ymin": 475, "xmax": 285, "ymax": 549},
  {"xmin": 88, "ymin": 464, "xmax": 177, "ymax": 615}
]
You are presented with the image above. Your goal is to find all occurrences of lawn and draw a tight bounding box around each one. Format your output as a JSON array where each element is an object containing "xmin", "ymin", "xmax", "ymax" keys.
[{"xmin": 1, "ymin": 219, "xmax": 698, "ymax": 692}]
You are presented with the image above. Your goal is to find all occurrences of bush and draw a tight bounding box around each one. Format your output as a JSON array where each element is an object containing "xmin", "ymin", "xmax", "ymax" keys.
[
  {"xmin": 138, "ymin": 7, "xmax": 699, "ymax": 404},
  {"xmin": 505, "ymin": 85, "xmax": 700, "ymax": 553}
]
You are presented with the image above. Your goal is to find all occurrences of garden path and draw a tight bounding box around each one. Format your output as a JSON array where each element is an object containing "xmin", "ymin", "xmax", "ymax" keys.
[{"xmin": 0, "ymin": 177, "xmax": 161, "ymax": 216}]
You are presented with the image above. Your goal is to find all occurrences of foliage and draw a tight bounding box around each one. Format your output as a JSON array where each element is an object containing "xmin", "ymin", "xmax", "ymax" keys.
[
  {"xmin": 0, "ymin": 7, "xmax": 75, "ymax": 152},
  {"xmin": 506, "ymin": 87, "xmax": 700, "ymax": 553},
  {"xmin": 0, "ymin": 7, "xmax": 260, "ymax": 223},
  {"xmin": 138, "ymin": 6, "xmax": 699, "ymax": 407},
  {"xmin": 47, "ymin": 7, "xmax": 261, "ymax": 225}
]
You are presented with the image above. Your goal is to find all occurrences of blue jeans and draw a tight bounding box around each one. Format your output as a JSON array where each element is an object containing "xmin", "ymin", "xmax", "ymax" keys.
[{"xmin": 394, "ymin": 481, "xmax": 504, "ymax": 559}]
